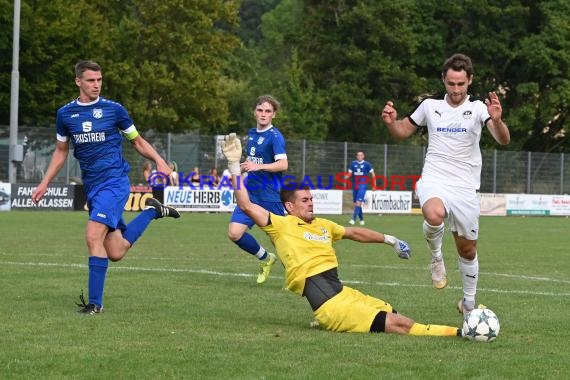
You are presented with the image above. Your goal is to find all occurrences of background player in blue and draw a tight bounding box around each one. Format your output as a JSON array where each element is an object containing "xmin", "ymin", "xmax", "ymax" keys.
[
  {"xmin": 347, "ymin": 151, "xmax": 375, "ymax": 226},
  {"xmin": 227, "ymin": 95, "xmax": 288, "ymax": 284},
  {"xmin": 31, "ymin": 61, "xmax": 180, "ymax": 315}
]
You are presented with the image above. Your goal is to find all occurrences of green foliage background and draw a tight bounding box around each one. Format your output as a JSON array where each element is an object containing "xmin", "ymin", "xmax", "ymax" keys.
[{"xmin": 0, "ymin": 0, "xmax": 568, "ymax": 152}]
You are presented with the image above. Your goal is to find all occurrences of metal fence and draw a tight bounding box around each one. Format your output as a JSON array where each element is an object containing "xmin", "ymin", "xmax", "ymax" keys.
[{"xmin": 1, "ymin": 126, "xmax": 569, "ymax": 194}]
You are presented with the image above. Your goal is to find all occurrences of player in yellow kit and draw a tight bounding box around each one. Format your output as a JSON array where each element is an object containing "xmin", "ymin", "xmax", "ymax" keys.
[{"xmin": 222, "ymin": 133, "xmax": 463, "ymax": 337}]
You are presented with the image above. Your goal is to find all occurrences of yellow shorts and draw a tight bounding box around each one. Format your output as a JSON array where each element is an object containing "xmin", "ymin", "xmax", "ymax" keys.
[{"xmin": 313, "ymin": 286, "xmax": 393, "ymax": 332}]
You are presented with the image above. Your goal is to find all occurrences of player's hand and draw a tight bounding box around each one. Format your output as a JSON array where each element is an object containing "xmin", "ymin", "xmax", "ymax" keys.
[
  {"xmin": 221, "ymin": 133, "xmax": 242, "ymax": 174},
  {"xmin": 485, "ymin": 92, "xmax": 503, "ymax": 121},
  {"xmin": 240, "ymin": 161, "xmax": 259, "ymax": 173},
  {"xmin": 156, "ymin": 161, "xmax": 172, "ymax": 176},
  {"xmin": 31, "ymin": 182, "xmax": 47, "ymax": 204},
  {"xmin": 381, "ymin": 101, "xmax": 398, "ymax": 125},
  {"xmin": 393, "ymin": 239, "xmax": 411, "ymax": 259}
]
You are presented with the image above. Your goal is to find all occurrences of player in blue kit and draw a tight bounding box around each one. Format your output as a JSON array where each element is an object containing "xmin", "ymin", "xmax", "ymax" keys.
[
  {"xmin": 31, "ymin": 61, "xmax": 180, "ymax": 315},
  {"xmin": 347, "ymin": 151, "xmax": 375, "ymax": 226},
  {"xmin": 227, "ymin": 95, "xmax": 288, "ymax": 284}
]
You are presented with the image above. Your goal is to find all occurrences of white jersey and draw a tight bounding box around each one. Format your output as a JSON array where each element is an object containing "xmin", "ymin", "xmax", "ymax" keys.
[{"xmin": 408, "ymin": 94, "xmax": 491, "ymax": 189}]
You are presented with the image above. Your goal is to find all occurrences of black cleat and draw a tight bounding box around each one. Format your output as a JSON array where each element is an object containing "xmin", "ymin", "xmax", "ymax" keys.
[
  {"xmin": 144, "ymin": 198, "xmax": 181, "ymax": 219},
  {"xmin": 76, "ymin": 292, "xmax": 103, "ymax": 315}
]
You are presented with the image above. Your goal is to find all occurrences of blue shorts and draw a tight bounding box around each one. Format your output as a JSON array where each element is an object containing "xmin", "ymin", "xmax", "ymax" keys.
[
  {"xmin": 86, "ymin": 177, "xmax": 130, "ymax": 231},
  {"xmin": 353, "ymin": 187, "xmax": 367, "ymax": 203},
  {"xmin": 230, "ymin": 200, "xmax": 285, "ymax": 228}
]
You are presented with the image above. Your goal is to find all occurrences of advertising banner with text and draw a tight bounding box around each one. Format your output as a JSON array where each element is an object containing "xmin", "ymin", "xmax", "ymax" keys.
[
  {"xmin": 362, "ymin": 191, "xmax": 413, "ymax": 214},
  {"xmin": 163, "ymin": 187, "xmax": 344, "ymax": 214},
  {"xmin": 11, "ymin": 184, "xmax": 75, "ymax": 210},
  {"xmin": 311, "ymin": 189, "xmax": 343, "ymax": 215},
  {"xmin": 550, "ymin": 195, "xmax": 570, "ymax": 216},
  {"xmin": 164, "ymin": 187, "xmax": 237, "ymax": 212},
  {"xmin": 505, "ymin": 194, "xmax": 551, "ymax": 216},
  {"xmin": 0, "ymin": 182, "xmax": 11, "ymax": 211}
]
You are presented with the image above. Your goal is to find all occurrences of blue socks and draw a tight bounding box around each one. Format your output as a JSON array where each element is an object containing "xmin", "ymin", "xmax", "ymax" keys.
[
  {"xmin": 88, "ymin": 256, "xmax": 109, "ymax": 307},
  {"xmin": 122, "ymin": 209, "xmax": 156, "ymax": 245},
  {"xmin": 87, "ymin": 209, "xmax": 157, "ymax": 308},
  {"xmin": 353, "ymin": 206, "xmax": 363, "ymax": 221},
  {"xmin": 234, "ymin": 233, "xmax": 267, "ymax": 260}
]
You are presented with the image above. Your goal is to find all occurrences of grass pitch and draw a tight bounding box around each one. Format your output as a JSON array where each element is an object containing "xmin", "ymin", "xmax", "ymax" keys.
[{"xmin": 0, "ymin": 211, "xmax": 568, "ymax": 379}]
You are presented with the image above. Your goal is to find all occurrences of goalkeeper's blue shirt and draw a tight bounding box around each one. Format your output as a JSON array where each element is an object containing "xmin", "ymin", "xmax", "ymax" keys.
[
  {"xmin": 348, "ymin": 160, "xmax": 374, "ymax": 190},
  {"xmin": 244, "ymin": 125, "xmax": 287, "ymax": 203},
  {"xmin": 56, "ymin": 96, "xmax": 137, "ymax": 188}
]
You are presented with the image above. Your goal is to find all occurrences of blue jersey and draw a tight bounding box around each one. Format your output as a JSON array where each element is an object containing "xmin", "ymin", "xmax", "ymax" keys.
[
  {"xmin": 56, "ymin": 97, "xmax": 136, "ymax": 188},
  {"xmin": 244, "ymin": 125, "xmax": 287, "ymax": 202},
  {"xmin": 348, "ymin": 160, "xmax": 374, "ymax": 190}
]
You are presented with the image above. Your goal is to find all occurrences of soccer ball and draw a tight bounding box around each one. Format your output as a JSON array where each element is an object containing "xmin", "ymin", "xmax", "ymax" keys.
[{"xmin": 462, "ymin": 308, "xmax": 500, "ymax": 342}]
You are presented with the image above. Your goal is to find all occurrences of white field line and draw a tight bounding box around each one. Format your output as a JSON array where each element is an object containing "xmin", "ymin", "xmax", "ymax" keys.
[
  {"xmin": 351, "ymin": 264, "xmax": 570, "ymax": 284},
  {"xmin": 3, "ymin": 260, "xmax": 569, "ymax": 297}
]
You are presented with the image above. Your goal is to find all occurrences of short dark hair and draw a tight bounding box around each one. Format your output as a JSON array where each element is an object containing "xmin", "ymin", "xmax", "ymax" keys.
[
  {"xmin": 75, "ymin": 61, "xmax": 102, "ymax": 78},
  {"xmin": 254, "ymin": 95, "xmax": 280, "ymax": 112},
  {"xmin": 442, "ymin": 53, "xmax": 474, "ymax": 78},
  {"xmin": 280, "ymin": 186, "xmax": 310, "ymax": 206}
]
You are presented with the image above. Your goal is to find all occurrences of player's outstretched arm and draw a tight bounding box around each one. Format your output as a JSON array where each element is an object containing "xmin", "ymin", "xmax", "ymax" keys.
[
  {"xmin": 222, "ymin": 133, "xmax": 271, "ymax": 227},
  {"xmin": 130, "ymin": 135, "xmax": 171, "ymax": 175},
  {"xmin": 343, "ymin": 227, "xmax": 411, "ymax": 259},
  {"xmin": 32, "ymin": 140, "xmax": 69, "ymax": 204}
]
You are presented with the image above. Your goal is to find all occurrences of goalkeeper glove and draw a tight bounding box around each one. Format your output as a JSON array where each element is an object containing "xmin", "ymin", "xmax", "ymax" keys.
[
  {"xmin": 221, "ymin": 133, "xmax": 242, "ymax": 175},
  {"xmin": 384, "ymin": 234, "xmax": 411, "ymax": 259}
]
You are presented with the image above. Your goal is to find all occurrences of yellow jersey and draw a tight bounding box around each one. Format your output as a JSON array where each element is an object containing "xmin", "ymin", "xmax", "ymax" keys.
[{"xmin": 261, "ymin": 213, "xmax": 346, "ymax": 295}]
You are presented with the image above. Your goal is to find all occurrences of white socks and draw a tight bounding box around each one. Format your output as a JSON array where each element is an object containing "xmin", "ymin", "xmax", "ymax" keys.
[
  {"xmin": 383, "ymin": 234, "xmax": 397, "ymax": 247},
  {"xmin": 423, "ymin": 220, "xmax": 479, "ymax": 302},
  {"xmin": 255, "ymin": 247, "xmax": 267, "ymax": 259},
  {"xmin": 423, "ymin": 221, "xmax": 444, "ymax": 258},
  {"xmin": 458, "ymin": 254, "xmax": 478, "ymax": 302}
]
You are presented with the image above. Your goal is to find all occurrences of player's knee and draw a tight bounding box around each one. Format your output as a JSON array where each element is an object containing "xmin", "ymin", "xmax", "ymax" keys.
[
  {"xmin": 227, "ymin": 230, "xmax": 243, "ymax": 242},
  {"xmin": 376, "ymin": 311, "xmax": 414, "ymax": 334},
  {"xmin": 422, "ymin": 202, "xmax": 445, "ymax": 224},
  {"xmin": 85, "ymin": 232, "xmax": 102, "ymax": 251},
  {"xmin": 458, "ymin": 248, "xmax": 477, "ymax": 260},
  {"xmin": 423, "ymin": 210, "xmax": 445, "ymax": 225}
]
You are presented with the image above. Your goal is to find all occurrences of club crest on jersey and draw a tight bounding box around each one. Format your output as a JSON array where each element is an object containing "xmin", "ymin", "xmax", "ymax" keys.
[
  {"xmin": 93, "ymin": 108, "xmax": 103, "ymax": 119},
  {"xmin": 463, "ymin": 110, "xmax": 472, "ymax": 119},
  {"xmin": 82, "ymin": 121, "xmax": 92, "ymax": 132},
  {"xmin": 257, "ymin": 136, "xmax": 265, "ymax": 145}
]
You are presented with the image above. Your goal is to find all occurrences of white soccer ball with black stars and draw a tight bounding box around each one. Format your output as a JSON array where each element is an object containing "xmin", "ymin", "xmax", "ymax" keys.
[{"xmin": 462, "ymin": 308, "xmax": 500, "ymax": 342}]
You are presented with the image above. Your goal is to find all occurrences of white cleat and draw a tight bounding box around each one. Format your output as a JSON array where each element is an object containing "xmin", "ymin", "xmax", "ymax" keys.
[{"xmin": 430, "ymin": 256, "xmax": 448, "ymax": 289}]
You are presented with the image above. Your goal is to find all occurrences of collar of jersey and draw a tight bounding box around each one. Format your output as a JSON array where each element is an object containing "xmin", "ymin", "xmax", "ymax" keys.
[
  {"xmin": 76, "ymin": 96, "xmax": 100, "ymax": 106},
  {"xmin": 256, "ymin": 125, "xmax": 274, "ymax": 133}
]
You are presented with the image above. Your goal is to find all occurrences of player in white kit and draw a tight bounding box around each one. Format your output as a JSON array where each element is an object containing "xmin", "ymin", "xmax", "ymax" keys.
[{"xmin": 380, "ymin": 53, "xmax": 510, "ymax": 315}]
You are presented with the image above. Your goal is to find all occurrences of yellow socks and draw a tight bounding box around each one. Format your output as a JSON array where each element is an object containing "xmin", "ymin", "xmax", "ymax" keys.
[{"xmin": 409, "ymin": 323, "xmax": 460, "ymax": 337}]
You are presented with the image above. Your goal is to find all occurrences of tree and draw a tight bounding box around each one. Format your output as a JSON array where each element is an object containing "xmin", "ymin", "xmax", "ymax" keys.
[
  {"xmin": 237, "ymin": 0, "xmax": 280, "ymax": 45},
  {"xmin": 512, "ymin": 0, "xmax": 569, "ymax": 153},
  {"xmin": 0, "ymin": 0, "xmax": 242, "ymax": 134},
  {"xmin": 0, "ymin": 0, "xmax": 115, "ymax": 127},
  {"xmin": 95, "ymin": 1, "xmax": 242, "ymax": 133},
  {"xmin": 283, "ymin": 1, "xmax": 428, "ymax": 143}
]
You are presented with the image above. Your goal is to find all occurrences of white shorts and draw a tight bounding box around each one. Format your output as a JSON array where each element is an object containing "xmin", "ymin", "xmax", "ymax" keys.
[{"xmin": 415, "ymin": 179, "xmax": 479, "ymax": 240}]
